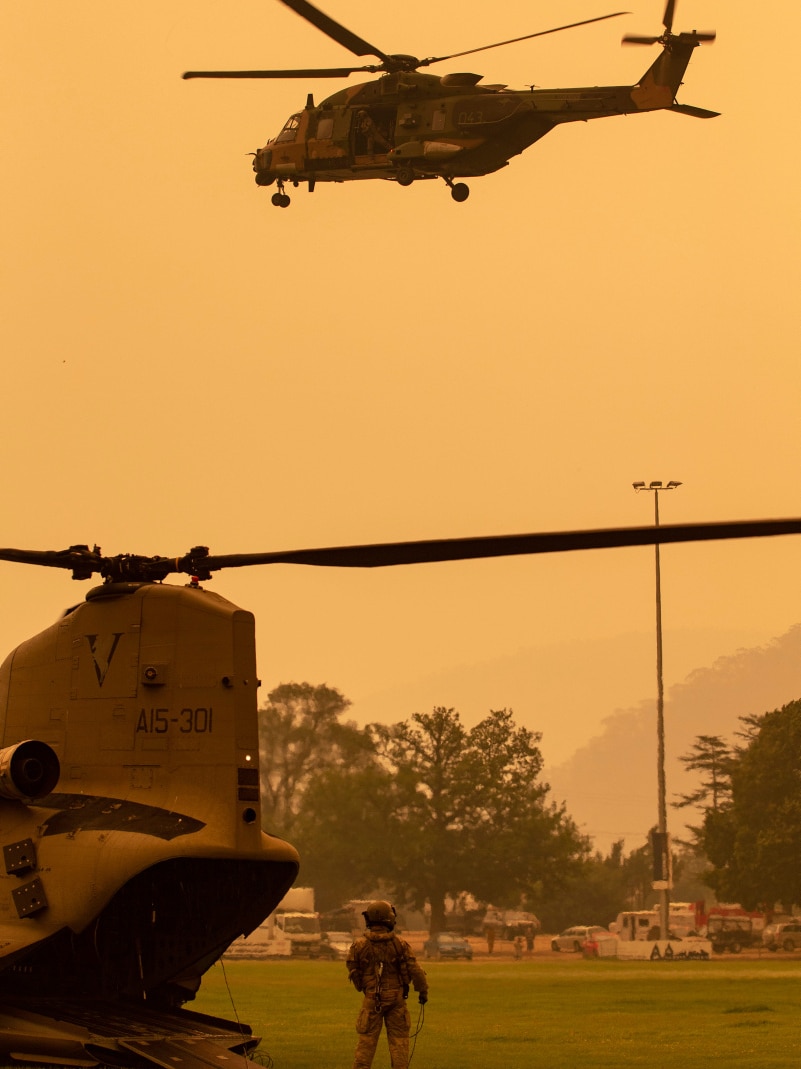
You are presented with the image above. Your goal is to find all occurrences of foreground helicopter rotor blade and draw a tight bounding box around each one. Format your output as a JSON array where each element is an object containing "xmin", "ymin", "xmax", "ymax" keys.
[
  {"xmin": 202, "ymin": 518, "xmax": 801, "ymax": 572},
  {"xmin": 0, "ymin": 545, "xmax": 105, "ymax": 573},
  {"xmin": 3, "ymin": 519, "xmax": 801, "ymax": 584},
  {"xmin": 421, "ymin": 11, "xmax": 629, "ymax": 67}
]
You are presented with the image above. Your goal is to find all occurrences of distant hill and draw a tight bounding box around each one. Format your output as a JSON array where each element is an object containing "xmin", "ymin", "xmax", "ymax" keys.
[
  {"xmin": 351, "ymin": 626, "xmax": 769, "ymax": 766},
  {"xmin": 350, "ymin": 624, "xmax": 801, "ymax": 853},
  {"xmin": 546, "ymin": 624, "xmax": 801, "ymax": 852}
]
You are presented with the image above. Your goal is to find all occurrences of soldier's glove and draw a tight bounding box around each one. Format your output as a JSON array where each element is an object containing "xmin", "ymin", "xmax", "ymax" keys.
[{"xmin": 418, "ymin": 993, "xmax": 428, "ymax": 1005}]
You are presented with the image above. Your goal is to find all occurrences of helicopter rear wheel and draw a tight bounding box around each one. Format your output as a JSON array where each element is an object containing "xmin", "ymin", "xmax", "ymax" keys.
[
  {"xmin": 271, "ymin": 192, "xmax": 291, "ymax": 208},
  {"xmin": 449, "ymin": 182, "xmax": 470, "ymax": 203}
]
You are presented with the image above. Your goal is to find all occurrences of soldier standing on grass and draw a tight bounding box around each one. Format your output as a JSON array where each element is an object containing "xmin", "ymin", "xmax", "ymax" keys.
[
  {"xmin": 485, "ymin": 923, "xmax": 496, "ymax": 954},
  {"xmin": 346, "ymin": 901, "xmax": 429, "ymax": 1069}
]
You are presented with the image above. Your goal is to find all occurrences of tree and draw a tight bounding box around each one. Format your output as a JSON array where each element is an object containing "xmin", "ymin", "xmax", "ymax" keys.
[
  {"xmin": 368, "ymin": 707, "xmax": 588, "ymax": 933},
  {"xmin": 542, "ymin": 840, "xmax": 628, "ymax": 931},
  {"xmin": 291, "ymin": 757, "xmax": 396, "ymax": 911},
  {"xmin": 699, "ymin": 700, "xmax": 801, "ymax": 910},
  {"xmin": 543, "ymin": 833, "xmax": 707, "ymax": 933},
  {"xmin": 673, "ymin": 734, "xmax": 734, "ymax": 845},
  {"xmin": 258, "ymin": 682, "xmax": 364, "ymax": 834},
  {"xmin": 674, "ymin": 734, "xmax": 734, "ymax": 812}
]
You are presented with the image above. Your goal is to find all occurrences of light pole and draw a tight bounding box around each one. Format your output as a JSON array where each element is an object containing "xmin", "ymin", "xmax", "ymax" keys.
[{"xmin": 632, "ymin": 479, "xmax": 682, "ymax": 940}]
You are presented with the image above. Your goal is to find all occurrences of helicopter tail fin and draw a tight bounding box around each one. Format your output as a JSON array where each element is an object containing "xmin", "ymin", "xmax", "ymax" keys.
[{"xmin": 629, "ymin": 32, "xmax": 714, "ymax": 113}]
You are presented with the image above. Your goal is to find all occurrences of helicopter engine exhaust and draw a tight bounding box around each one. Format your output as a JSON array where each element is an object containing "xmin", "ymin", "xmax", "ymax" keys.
[{"xmin": 0, "ymin": 740, "xmax": 60, "ymax": 801}]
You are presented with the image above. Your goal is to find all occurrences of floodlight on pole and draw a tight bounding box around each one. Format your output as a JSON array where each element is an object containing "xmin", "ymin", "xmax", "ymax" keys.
[{"xmin": 633, "ymin": 478, "xmax": 682, "ymax": 940}]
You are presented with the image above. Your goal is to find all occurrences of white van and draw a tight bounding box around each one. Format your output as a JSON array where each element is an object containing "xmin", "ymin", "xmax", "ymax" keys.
[{"xmin": 610, "ymin": 910, "xmax": 659, "ymax": 941}]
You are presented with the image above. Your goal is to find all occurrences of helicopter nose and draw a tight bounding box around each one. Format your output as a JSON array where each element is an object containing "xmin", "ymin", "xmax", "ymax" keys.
[{"xmin": 253, "ymin": 147, "xmax": 275, "ymax": 185}]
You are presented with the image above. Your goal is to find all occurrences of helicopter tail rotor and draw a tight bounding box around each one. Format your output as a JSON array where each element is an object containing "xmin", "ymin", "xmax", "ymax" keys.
[
  {"xmin": 622, "ymin": 0, "xmax": 714, "ymax": 45},
  {"xmin": 624, "ymin": 0, "xmax": 716, "ymax": 114},
  {"xmin": 622, "ymin": 30, "xmax": 715, "ymax": 45}
]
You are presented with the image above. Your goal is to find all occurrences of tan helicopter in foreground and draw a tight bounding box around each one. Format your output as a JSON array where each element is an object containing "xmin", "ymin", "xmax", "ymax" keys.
[
  {"xmin": 183, "ymin": 0, "xmax": 717, "ymax": 206},
  {"xmin": 1, "ymin": 516, "xmax": 801, "ymax": 1066}
]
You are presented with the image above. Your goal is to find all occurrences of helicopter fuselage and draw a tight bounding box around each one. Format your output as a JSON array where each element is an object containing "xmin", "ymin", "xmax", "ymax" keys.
[
  {"xmin": 252, "ymin": 42, "xmax": 697, "ymax": 196},
  {"xmin": 255, "ymin": 71, "xmax": 637, "ymax": 186},
  {"xmin": 182, "ymin": 1, "xmax": 716, "ymax": 205},
  {"xmin": 0, "ymin": 580, "xmax": 299, "ymax": 1063}
]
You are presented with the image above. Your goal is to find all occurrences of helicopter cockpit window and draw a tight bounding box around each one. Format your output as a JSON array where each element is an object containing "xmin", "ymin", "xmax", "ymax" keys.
[{"xmin": 276, "ymin": 114, "xmax": 302, "ymax": 143}]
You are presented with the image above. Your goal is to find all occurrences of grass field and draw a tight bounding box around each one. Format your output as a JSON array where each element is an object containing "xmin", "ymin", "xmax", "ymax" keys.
[{"xmin": 192, "ymin": 955, "xmax": 801, "ymax": 1069}]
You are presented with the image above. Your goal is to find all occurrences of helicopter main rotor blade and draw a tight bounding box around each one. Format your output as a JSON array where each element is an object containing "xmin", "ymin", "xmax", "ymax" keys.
[
  {"xmin": 278, "ymin": 0, "xmax": 390, "ymax": 62},
  {"xmin": 183, "ymin": 66, "xmax": 372, "ymax": 79},
  {"xmin": 202, "ymin": 518, "xmax": 801, "ymax": 571},
  {"xmin": 184, "ymin": 7, "xmax": 630, "ymax": 81},
  {"xmin": 420, "ymin": 11, "xmax": 629, "ymax": 67},
  {"xmin": 0, "ymin": 546, "xmax": 104, "ymax": 571},
  {"xmin": 4, "ymin": 519, "xmax": 801, "ymax": 585}
]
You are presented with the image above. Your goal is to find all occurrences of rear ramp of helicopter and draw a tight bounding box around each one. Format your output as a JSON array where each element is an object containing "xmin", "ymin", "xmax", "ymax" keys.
[{"xmin": 0, "ymin": 999, "xmax": 259, "ymax": 1069}]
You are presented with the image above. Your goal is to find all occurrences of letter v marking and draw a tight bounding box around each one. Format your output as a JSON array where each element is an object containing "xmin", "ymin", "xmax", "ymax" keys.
[{"xmin": 86, "ymin": 633, "xmax": 124, "ymax": 686}]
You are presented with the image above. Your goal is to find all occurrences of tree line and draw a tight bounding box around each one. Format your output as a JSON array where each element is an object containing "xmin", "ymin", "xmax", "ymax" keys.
[
  {"xmin": 257, "ymin": 682, "xmax": 717, "ymax": 933},
  {"xmin": 673, "ymin": 699, "xmax": 801, "ymax": 913}
]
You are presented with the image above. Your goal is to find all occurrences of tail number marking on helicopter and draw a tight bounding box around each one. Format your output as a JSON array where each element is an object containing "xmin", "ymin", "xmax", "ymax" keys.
[
  {"xmin": 455, "ymin": 98, "xmax": 524, "ymax": 127},
  {"xmin": 136, "ymin": 708, "xmax": 214, "ymax": 734}
]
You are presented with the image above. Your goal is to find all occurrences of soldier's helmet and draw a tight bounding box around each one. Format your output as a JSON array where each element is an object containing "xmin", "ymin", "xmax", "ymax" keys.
[{"xmin": 362, "ymin": 900, "xmax": 397, "ymax": 930}]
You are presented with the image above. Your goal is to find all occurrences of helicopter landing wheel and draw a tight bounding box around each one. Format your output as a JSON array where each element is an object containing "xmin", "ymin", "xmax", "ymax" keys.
[
  {"xmin": 448, "ymin": 181, "xmax": 470, "ymax": 203},
  {"xmin": 395, "ymin": 166, "xmax": 415, "ymax": 187},
  {"xmin": 271, "ymin": 191, "xmax": 291, "ymax": 208}
]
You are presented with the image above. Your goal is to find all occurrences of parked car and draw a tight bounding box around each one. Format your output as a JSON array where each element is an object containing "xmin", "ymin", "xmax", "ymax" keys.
[
  {"xmin": 763, "ymin": 921, "xmax": 801, "ymax": 952},
  {"xmin": 423, "ymin": 932, "xmax": 474, "ymax": 960},
  {"xmin": 318, "ymin": 931, "xmax": 353, "ymax": 960},
  {"xmin": 551, "ymin": 925, "xmax": 609, "ymax": 952},
  {"xmin": 707, "ymin": 916, "xmax": 761, "ymax": 954}
]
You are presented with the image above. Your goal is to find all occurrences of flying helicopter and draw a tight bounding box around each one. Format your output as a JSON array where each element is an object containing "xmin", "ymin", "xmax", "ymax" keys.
[
  {"xmin": 1, "ymin": 515, "xmax": 801, "ymax": 1065},
  {"xmin": 183, "ymin": 0, "xmax": 717, "ymax": 206}
]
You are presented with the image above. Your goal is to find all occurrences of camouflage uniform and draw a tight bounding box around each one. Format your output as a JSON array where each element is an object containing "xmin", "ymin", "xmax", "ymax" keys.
[{"xmin": 346, "ymin": 926, "xmax": 428, "ymax": 1069}]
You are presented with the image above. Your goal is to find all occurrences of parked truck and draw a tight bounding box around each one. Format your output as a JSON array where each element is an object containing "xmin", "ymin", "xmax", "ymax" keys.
[
  {"xmin": 707, "ymin": 914, "xmax": 762, "ymax": 954},
  {"xmin": 225, "ymin": 886, "xmax": 322, "ymax": 959}
]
